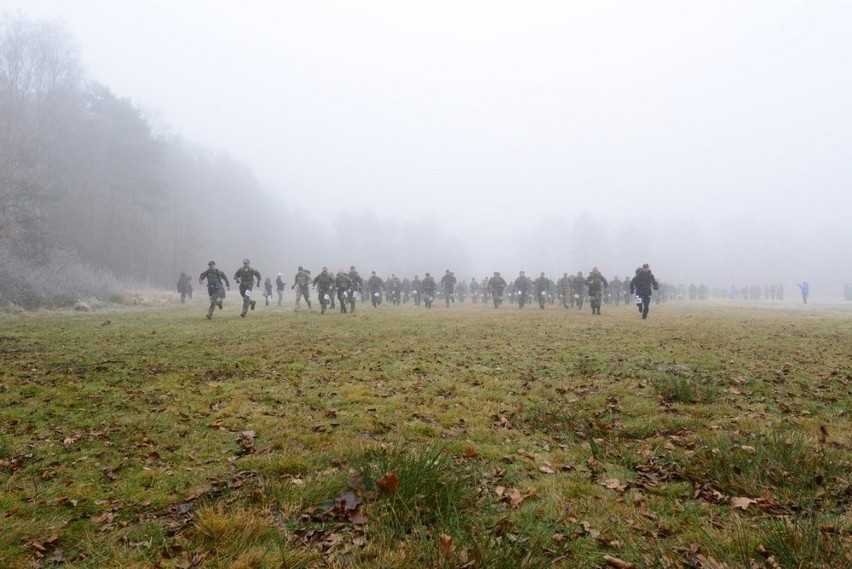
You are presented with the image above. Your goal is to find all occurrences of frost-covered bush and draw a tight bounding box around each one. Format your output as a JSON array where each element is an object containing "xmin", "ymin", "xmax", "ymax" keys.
[{"xmin": 0, "ymin": 243, "xmax": 120, "ymax": 309}]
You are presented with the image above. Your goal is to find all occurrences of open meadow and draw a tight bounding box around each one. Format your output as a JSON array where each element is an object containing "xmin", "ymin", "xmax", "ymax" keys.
[{"xmin": 1, "ymin": 298, "xmax": 850, "ymax": 568}]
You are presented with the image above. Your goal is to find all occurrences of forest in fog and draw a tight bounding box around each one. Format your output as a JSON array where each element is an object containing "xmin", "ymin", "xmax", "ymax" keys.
[
  {"xmin": 0, "ymin": 17, "xmax": 467, "ymax": 307},
  {"xmin": 1, "ymin": 15, "xmax": 849, "ymax": 308}
]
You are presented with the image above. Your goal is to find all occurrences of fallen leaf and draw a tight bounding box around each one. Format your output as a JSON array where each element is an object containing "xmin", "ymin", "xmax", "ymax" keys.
[
  {"xmin": 604, "ymin": 555, "xmax": 634, "ymax": 569},
  {"xmin": 377, "ymin": 471, "xmax": 399, "ymax": 494},
  {"xmin": 236, "ymin": 431, "xmax": 255, "ymax": 454},
  {"xmin": 63, "ymin": 435, "xmax": 80, "ymax": 447},
  {"xmin": 438, "ymin": 533, "xmax": 456, "ymax": 559},
  {"xmin": 603, "ymin": 478, "xmax": 628, "ymax": 493},
  {"xmin": 506, "ymin": 487, "xmax": 523, "ymax": 508},
  {"xmin": 92, "ymin": 512, "xmax": 114, "ymax": 524},
  {"xmin": 695, "ymin": 554, "xmax": 728, "ymax": 569},
  {"xmin": 731, "ymin": 496, "xmax": 757, "ymax": 510}
]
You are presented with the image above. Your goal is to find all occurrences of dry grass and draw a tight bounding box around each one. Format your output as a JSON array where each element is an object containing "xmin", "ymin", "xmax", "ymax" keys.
[{"xmin": 0, "ymin": 299, "xmax": 849, "ymax": 567}]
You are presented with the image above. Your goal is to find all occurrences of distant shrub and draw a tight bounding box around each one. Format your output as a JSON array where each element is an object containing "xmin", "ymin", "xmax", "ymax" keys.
[{"xmin": 0, "ymin": 242, "xmax": 120, "ymax": 309}]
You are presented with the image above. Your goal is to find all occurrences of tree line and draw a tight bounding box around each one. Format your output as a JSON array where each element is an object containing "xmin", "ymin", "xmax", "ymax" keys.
[{"xmin": 0, "ymin": 16, "xmax": 470, "ymax": 308}]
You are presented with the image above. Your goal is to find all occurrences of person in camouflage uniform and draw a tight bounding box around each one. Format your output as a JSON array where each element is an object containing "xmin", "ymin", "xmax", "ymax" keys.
[
  {"xmin": 469, "ymin": 277, "xmax": 480, "ymax": 304},
  {"xmin": 571, "ymin": 271, "xmax": 586, "ymax": 310},
  {"xmin": 234, "ymin": 259, "xmax": 261, "ymax": 317},
  {"xmin": 611, "ymin": 276, "xmax": 621, "ymax": 306},
  {"xmin": 456, "ymin": 279, "xmax": 468, "ymax": 303},
  {"xmin": 585, "ymin": 267, "xmax": 609, "ymax": 315},
  {"xmin": 411, "ymin": 275, "xmax": 422, "ymax": 306},
  {"xmin": 312, "ymin": 267, "xmax": 334, "ymax": 314},
  {"xmin": 557, "ymin": 272, "xmax": 571, "ymax": 308},
  {"xmin": 421, "ymin": 272, "xmax": 437, "ymax": 309},
  {"xmin": 198, "ymin": 261, "xmax": 231, "ymax": 320},
  {"xmin": 366, "ymin": 271, "xmax": 385, "ymax": 308},
  {"xmin": 348, "ymin": 266, "xmax": 363, "ymax": 313},
  {"xmin": 514, "ymin": 271, "xmax": 531, "ymax": 309},
  {"xmin": 440, "ymin": 270, "xmax": 457, "ymax": 307},
  {"xmin": 401, "ymin": 277, "xmax": 411, "ymax": 303},
  {"xmin": 335, "ymin": 269, "xmax": 353, "ymax": 313},
  {"xmin": 534, "ymin": 272, "xmax": 552, "ymax": 309},
  {"xmin": 387, "ymin": 274, "xmax": 402, "ymax": 305},
  {"xmin": 487, "ymin": 271, "xmax": 507, "ymax": 309},
  {"xmin": 177, "ymin": 272, "xmax": 193, "ymax": 303},
  {"xmin": 291, "ymin": 266, "xmax": 312, "ymax": 310}
]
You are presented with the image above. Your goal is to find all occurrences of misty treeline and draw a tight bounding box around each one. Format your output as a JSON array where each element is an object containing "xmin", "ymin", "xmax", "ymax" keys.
[{"xmin": 0, "ymin": 16, "xmax": 467, "ymax": 308}]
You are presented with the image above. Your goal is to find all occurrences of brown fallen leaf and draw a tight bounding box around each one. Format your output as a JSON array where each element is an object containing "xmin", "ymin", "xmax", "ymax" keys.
[
  {"xmin": 63, "ymin": 435, "xmax": 80, "ymax": 447},
  {"xmin": 377, "ymin": 471, "xmax": 399, "ymax": 494},
  {"xmin": 438, "ymin": 533, "xmax": 456, "ymax": 559},
  {"xmin": 92, "ymin": 512, "xmax": 114, "ymax": 524},
  {"xmin": 603, "ymin": 478, "xmax": 628, "ymax": 493},
  {"xmin": 236, "ymin": 431, "xmax": 255, "ymax": 454},
  {"xmin": 506, "ymin": 487, "xmax": 523, "ymax": 508},
  {"xmin": 604, "ymin": 555, "xmax": 634, "ymax": 569},
  {"xmin": 695, "ymin": 554, "xmax": 729, "ymax": 569},
  {"xmin": 730, "ymin": 496, "xmax": 757, "ymax": 510},
  {"xmin": 463, "ymin": 445, "xmax": 478, "ymax": 458},
  {"xmin": 539, "ymin": 462, "xmax": 555, "ymax": 474}
]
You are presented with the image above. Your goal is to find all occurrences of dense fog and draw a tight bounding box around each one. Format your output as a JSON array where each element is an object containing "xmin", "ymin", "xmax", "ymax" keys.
[{"xmin": 2, "ymin": 2, "xmax": 850, "ymax": 306}]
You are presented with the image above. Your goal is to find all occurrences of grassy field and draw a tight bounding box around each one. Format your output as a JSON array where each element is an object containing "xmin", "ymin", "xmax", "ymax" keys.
[{"xmin": 1, "ymin": 297, "xmax": 850, "ymax": 568}]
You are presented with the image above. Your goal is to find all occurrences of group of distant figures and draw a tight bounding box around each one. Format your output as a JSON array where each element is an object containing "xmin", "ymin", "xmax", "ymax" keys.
[
  {"xmin": 176, "ymin": 261, "xmax": 814, "ymax": 321},
  {"xmin": 723, "ymin": 282, "xmax": 811, "ymax": 304},
  {"xmin": 174, "ymin": 261, "xmax": 675, "ymax": 320}
]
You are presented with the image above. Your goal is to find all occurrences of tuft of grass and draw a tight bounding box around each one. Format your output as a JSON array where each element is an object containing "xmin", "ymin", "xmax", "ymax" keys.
[
  {"xmin": 654, "ymin": 372, "xmax": 718, "ymax": 404},
  {"xmin": 685, "ymin": 430, "xmax": 846, "ymax": 509},
  {"xmin": 756, "ymin": 517, "xmax": 851, "ymax": 568},
  {"xmin": 355, "ymin": 445, "xmax": 478, "ymax": 536},
  {"xmin": 466, "ymin": 508, "xmax": 571, "ymax": 569},
  {"xmin": 193, "ymin": 506, "xmax": 275, "ymax": 553}
]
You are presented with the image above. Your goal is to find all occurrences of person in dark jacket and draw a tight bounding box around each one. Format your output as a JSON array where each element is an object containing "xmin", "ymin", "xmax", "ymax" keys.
[
  {"xmin": 514, "ymin": 271, "xmax": 531, "ymax": 309},
  {"xmin": 348, "ymin": 266, "xmax": 364, "ymax": 313},
  {"xmin": 585, "ymin": 267, "xmax": 609, "ymax": 315},
  {"xmin": 276, "ymin": 273, "xmax": 285, "ymax": 306},
  {"xmin": 366, "ymin": 271, "xmax": 385, "ymax": 308},
  {"xmin": 177, "ymin": 273, "xmax": 193, "ymax": 303},
  {"xmin": 630, "ymin": 263, "xmax": 659, "ymax": 320},
  {"xmin": 488, "ymin": 271, "xmax": 507, "ymax": 309},
  {"xmin": 440, "ymin": 270, "xmax": 457, "ymax": 307},
  {"xmin": 421, "ymin": 272, "xmax": 437, "ymax": 309}
]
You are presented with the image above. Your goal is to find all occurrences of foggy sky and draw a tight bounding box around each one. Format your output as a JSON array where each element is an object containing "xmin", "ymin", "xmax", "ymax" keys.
[{"xmin": 6, "ymin": 1, "xmax": 852, "ymax": 295}]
